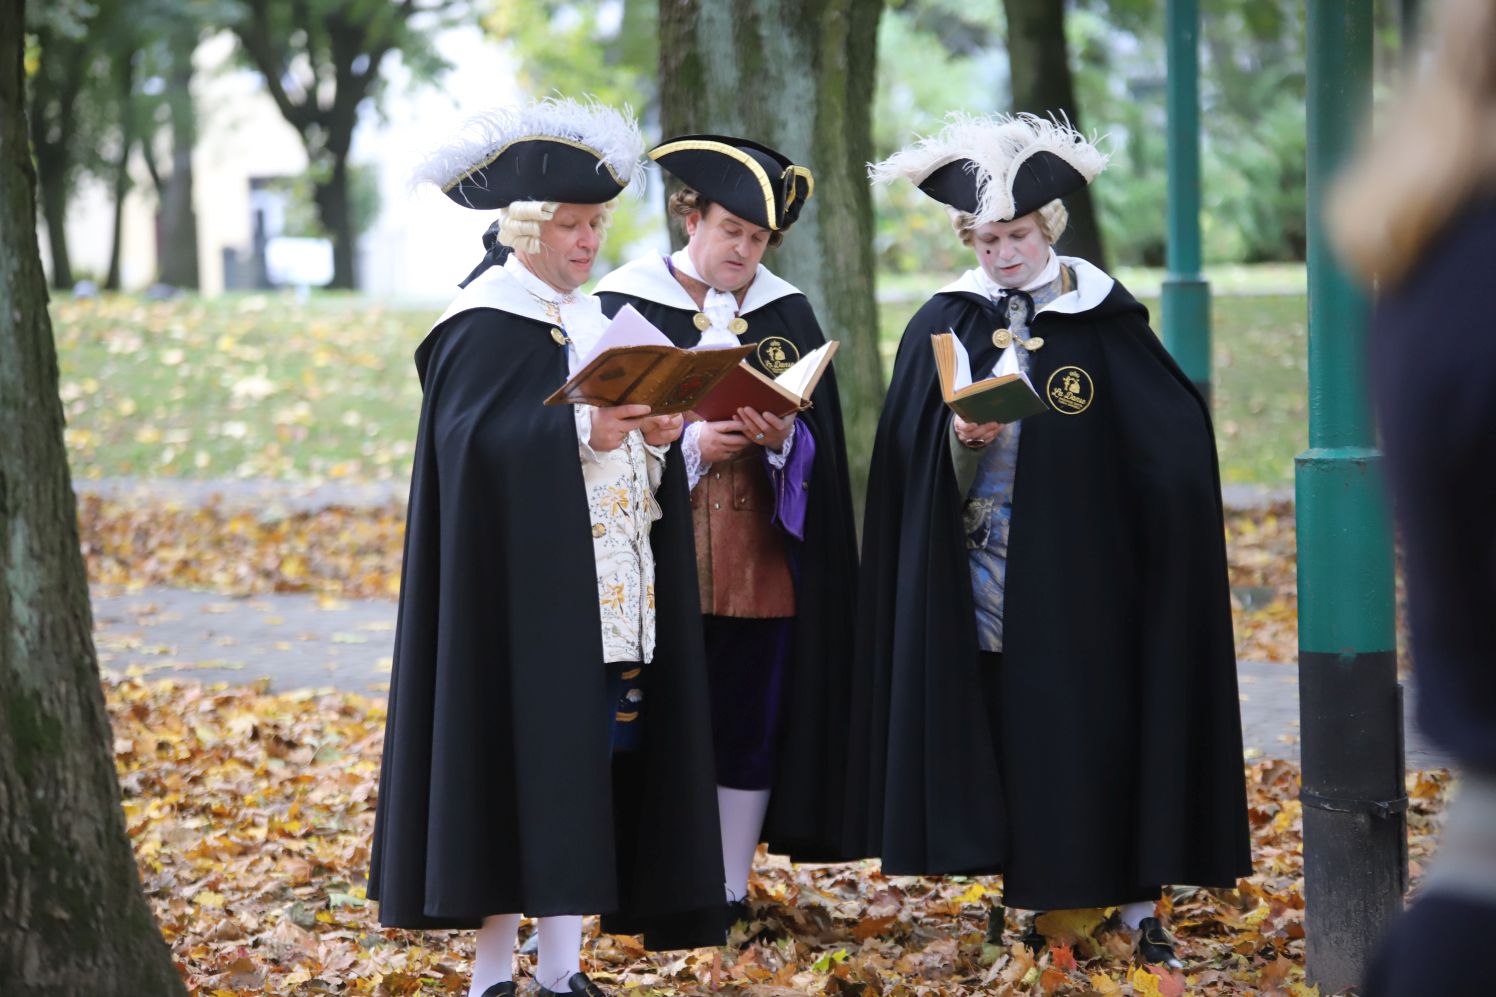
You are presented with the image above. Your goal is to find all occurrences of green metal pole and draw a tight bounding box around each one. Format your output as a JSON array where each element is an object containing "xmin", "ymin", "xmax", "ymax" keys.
[
  {"xmin": 1298, "ymin": 3, "xmax": 1404, "ymax": 992},
  {"xmin": 1162, "ymin": 0, "xmax": 1211, "ymax": 406}
]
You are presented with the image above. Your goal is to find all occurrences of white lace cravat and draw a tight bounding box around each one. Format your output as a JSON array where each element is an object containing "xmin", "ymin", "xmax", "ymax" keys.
[{"xmin": 671, "ymin": 249, "xmax": 742, "ymax": 347}]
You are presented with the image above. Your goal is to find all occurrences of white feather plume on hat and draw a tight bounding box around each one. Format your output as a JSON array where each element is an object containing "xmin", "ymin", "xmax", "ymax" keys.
[
  {"xmin": 869, "ymin": 112, "xmax": 1108, "ymax": 224},
  {"xmin": 412, "ymin": 96, "xmax": 648, "ymax": 197}
]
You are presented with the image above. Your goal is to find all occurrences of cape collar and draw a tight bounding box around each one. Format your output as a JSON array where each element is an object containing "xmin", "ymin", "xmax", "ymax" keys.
[
  {"xmin": 939, "ymin": 256, "xmax": 1115, "ymax": 316},
  {"xmin": 432, "ymin": 257, "xmax": 592, "ymax": 332},
  {"xmin": 594, "ymin": 252, "xmax": 802, "ymax": 315}
]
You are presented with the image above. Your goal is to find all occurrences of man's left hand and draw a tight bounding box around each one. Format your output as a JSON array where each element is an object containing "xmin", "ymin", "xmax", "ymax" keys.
[{"xmin": 736, "ymin": 407, "xmax": 796, "ymax": 452}]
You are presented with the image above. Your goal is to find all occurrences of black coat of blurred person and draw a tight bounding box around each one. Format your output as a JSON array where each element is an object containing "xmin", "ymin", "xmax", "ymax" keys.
[
  {"xmin": 845, "ymin": 113, "xmax": 1252, "ymax": 966},
  {"xmin": 1330, "ymin": 0, "xmax": 1496, "ymax": 992},
  {"xmin": 366, "ymin": 98, "xmax": 724, "ymax": 997}
]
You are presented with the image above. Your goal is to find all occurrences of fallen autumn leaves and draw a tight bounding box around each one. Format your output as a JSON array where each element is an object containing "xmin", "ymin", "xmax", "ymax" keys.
[
  {"xmin": 81, "ymin": 497, "xmax": 1311, "ymax": 665},
  {"xmin": 85, "ymin": 497, "xmax": 1434, "ymax": 994},
  {"xmin": 108, "ymin": 677, "xmax": 1450, "ymax": 996}
]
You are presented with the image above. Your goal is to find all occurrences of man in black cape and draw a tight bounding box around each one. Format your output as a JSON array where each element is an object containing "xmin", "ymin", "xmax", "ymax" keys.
[
  {"xmin": 596, "ymin": 136, "xmax": 861, "ymax": 914},
  {"xmin": 367, "ymin": 100, "xmax": 724, "ymax": 997},
  {"xmin": 846, "ymin": 113, "xmax": 1251, "ymax": 963}
]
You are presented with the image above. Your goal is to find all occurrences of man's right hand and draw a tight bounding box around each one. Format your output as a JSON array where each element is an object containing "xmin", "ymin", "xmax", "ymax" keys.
[
  {"xmin": 694, "ymin": 419, "xmax": 751, "ymax": 463},
  {"xmin": 590, "ymin": 403, "xmax": 653, "ymax": 452}
]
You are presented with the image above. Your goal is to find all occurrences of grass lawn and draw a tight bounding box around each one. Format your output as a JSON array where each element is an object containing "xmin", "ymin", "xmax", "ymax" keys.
[{"xmin": 54, "ymin": 284, "xmax": 1308, "ymax": 488}]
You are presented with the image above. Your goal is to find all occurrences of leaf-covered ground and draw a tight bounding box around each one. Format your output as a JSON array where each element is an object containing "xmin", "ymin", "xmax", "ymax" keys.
[
  {"xmin": 110, "ymin": 677, "xmax": 1448, "ymax": 997},
  {"xmin": 81, "ymin": 496, "xmax": 1309, "ymax": 666},
  {"xmin": 83, "ymin": 492, "xmax": 1433, "ymax": 995}
]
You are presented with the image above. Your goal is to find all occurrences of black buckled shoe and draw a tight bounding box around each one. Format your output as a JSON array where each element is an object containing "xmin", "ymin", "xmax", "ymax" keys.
[
  {"xmin": 538, "ymin": 972, "xmax": 609, "ymax": 997},
  {"xmin": 984, "ymin": 906, "xmax": 1006, "ymax": 945},
  {"xmin": 479, "ymin": 984, "xmax": 518, "ymax": 997},
  {"xmin": 1136, "ymin": 916, "xmax": 1183, "ymax": 969},
  {"xmin": 724, "ymin": 898, "xmax": 751, "ymax": 932},
  {"xmin": 1017, "ymin": 914, "xmax": 1047, "ymax": 955}
]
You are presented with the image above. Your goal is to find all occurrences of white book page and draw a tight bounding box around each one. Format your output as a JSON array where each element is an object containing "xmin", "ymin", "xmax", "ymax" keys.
[
  {"xmin": 987, "ymin": 344, "xmax": 1038, "ymax": 393},
  {"xmin": 988, "ymin": 342, "xmax": 1019, "ymax": 380},
  {"xmin": 951, "ymin": 334, "xmax": 974, "ymax": 390},
  {"xmin": 578, "ymin": 303, "xmax": 673, "ymax": 365},
  {"xmin": 776, "ymin": 342, "xmax": 832, "ymax": 398}
]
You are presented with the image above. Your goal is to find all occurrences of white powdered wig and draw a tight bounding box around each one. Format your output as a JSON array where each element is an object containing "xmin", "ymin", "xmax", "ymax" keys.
[
  {"xmin": 412, "ymin": 96, "xmax": 648, "ymax": 197},
  {"xmin": 869, "ymin": 112, "xmax": 1108, "ymax": 225}
]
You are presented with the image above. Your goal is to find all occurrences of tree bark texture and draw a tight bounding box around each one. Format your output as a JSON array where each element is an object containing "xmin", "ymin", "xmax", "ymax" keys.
[
  {"xmin": 157, "ymin": 25, "xmax": 201, "ymax": 290},
  {"xmin": 658, "ymin": 0, "xmax": 886, "ymax": 508},
  {"xmin": 25, "ymin": 20, "xmax": 87, "ymax": 290},
  {"xmin": 1001, "ymin": 0, "xmax": 1108, "ymax": 269},
  {"xmin": 0, "ymin": 3, "xmax": 187, "ymax": 991}
]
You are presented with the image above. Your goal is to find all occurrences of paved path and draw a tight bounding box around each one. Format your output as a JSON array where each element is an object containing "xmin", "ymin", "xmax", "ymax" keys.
[{"xmin": 92, "ymin": 584, "xmax": 1449, "ymax": 770}]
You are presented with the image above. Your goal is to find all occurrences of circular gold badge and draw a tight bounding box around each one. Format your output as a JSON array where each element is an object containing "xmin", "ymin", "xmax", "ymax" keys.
[
  {"xmin": 1045, "ymin": 365, "xmax": 1094, "ymax": 415},
  {"xmin": 729, "ymin": 317, "xmax": 749, "ymax": 336},
  {"xmin": 756, "ymin": 336, "xmax": 800, "ymax": 375},
  {"xmin": 692, "ymin": 312, "xmax": 711, "ymax": 331}
]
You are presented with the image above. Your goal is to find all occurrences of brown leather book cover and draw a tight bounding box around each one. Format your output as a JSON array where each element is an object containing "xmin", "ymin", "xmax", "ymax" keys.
[
  {"xmin": 543, "ymin": 303, "xmax": 753, "ymax": 414},
  {"xmin": 544, "ymin": 343, "xmax": 753, "ymax": 414}
]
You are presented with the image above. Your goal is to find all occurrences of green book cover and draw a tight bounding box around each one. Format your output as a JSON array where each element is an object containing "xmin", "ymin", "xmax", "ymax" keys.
[{"xmin": 931, "ymin": 332, "xmax": 1049, "ymax": 424}]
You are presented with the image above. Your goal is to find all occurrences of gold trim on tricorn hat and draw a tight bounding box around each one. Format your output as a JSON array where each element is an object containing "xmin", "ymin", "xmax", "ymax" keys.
[{"xmin": 650, "ymin": 135, "xmax": 814, "ymax": 232}]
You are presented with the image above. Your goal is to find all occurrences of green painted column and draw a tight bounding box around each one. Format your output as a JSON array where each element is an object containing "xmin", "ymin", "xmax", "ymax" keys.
[
  {"xmin": 1162, "ymin": 0, "xmax": 1211, "ymax": 406},
  {"xmin": 1298, "ymin": 3, "xmax": 1405, "ymax": 993}
]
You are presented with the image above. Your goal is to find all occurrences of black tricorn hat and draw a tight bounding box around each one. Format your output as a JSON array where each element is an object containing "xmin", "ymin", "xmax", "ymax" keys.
[
  {"xmin": 916, "ymin": 151, "xmax": 1089, "ymax": 221},
  {"xmin": 871, "ymin": 113, "xmax": 1107, "ymax": 225},
  {"xmin": 416, "ymin": 98, "xmax": 646, "ymax": 211},
  {"xmin": 650, "ymin": 135, "xmax": 814, "ymax": 232},
  {"xmin": 443, "ymin": 137, "xmax": 631, "ymax": 210}
]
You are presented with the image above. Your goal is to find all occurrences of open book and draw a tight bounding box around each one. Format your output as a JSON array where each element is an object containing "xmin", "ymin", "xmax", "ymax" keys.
[
  {"xmin": 692, "ymin": 341, "xmax": 839, "ymax": 422},
  {"xmin": 931, "ymin": 331, "xmax": 1048, "ymax": 424},
  {"xmin": 544, "ymin": 304, "xmax": 753, "ymax": 414}
]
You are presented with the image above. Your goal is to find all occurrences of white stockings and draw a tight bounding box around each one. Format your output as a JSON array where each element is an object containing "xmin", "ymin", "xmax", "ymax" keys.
[
  {"xmin": 718, "ymin": 785, "xmax": 772, "ymax": 902},
  {"xmin": 468, "ymin": 913, "xmax": 584, "ymax": 996}
]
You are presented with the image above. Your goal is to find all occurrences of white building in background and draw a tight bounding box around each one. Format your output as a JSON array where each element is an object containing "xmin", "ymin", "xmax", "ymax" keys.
[{"xmin": 42, "ymin": 24, "xmax": 544, "ymax": 304}]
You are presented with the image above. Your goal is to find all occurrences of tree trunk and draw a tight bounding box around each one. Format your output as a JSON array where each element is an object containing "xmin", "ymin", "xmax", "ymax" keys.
[
  {"xmin": 157, "ymin": 26, "xmax": 199, "ymax": 290},
  {"xmin": 0, "ymin": 4, "xmax": 188, "ymax": 992},
  {"xmin": 1001, "ymin": 0, "xmax": 1108, "ymax": 269},
  {"xmin": 37, "ymin": 168, "xmax": 73, "ymax": 290},
  {"xmin": 658, "ymin": 0, "xmax": 886, "ymax": 510},
  {"xmin": 315, "ymin": 154, "xmax": 355, "ymax": 290},
  {"xmin": 105, "ymin": 46, "xmax": 139, "ymax": 292}
]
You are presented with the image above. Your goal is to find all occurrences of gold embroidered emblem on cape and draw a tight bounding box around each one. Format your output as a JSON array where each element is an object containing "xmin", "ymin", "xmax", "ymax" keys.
[
  {"xmin": 1046, "ymin": 365, "xmax": 1095, "ymax": 415},
  {"xmin": 756, "ymin": 335, "xmax": 799, "ymax": 375}
]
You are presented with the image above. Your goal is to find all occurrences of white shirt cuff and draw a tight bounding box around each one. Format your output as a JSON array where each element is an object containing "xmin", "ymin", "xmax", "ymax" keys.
[
  {"xmin": 575, "ymin": 404, "xmax": 603, "ymax": 463},
  {"xmin": 765, "ymin": 420, "xmax": 797, "ymax": 468},
  {"xmin": 683, "ymin": 420, "xmax": 710, "ymax": 491}
]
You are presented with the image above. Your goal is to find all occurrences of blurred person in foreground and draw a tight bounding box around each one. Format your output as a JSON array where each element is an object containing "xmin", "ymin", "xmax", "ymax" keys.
[
  {"xmin": 596, "ymin": 136, "xmax": 860, "ymax": 928},
  {"xmin": 1330, "ymin": 0, "xmax": 1496, "ymax": 992},
  {"xmin": 845, "ymin": 113, "xmax": 1251, "ymax": 965},
  {"xmin": 366, "ymin": 98, "xmax": 724, "ymax": 997}
]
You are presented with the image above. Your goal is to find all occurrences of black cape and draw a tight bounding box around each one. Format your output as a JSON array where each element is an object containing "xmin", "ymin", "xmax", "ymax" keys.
[
  {"xmin": 598, "ymin": 264, "xmax": 861, "ymax": 862},
  {"xmin": 367, "ymin": 300, "xmax": 725, "ymax": 949},
  {"xmin": 844, "ymin": 267, "xmax": 1251, "ymax": 910}
]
